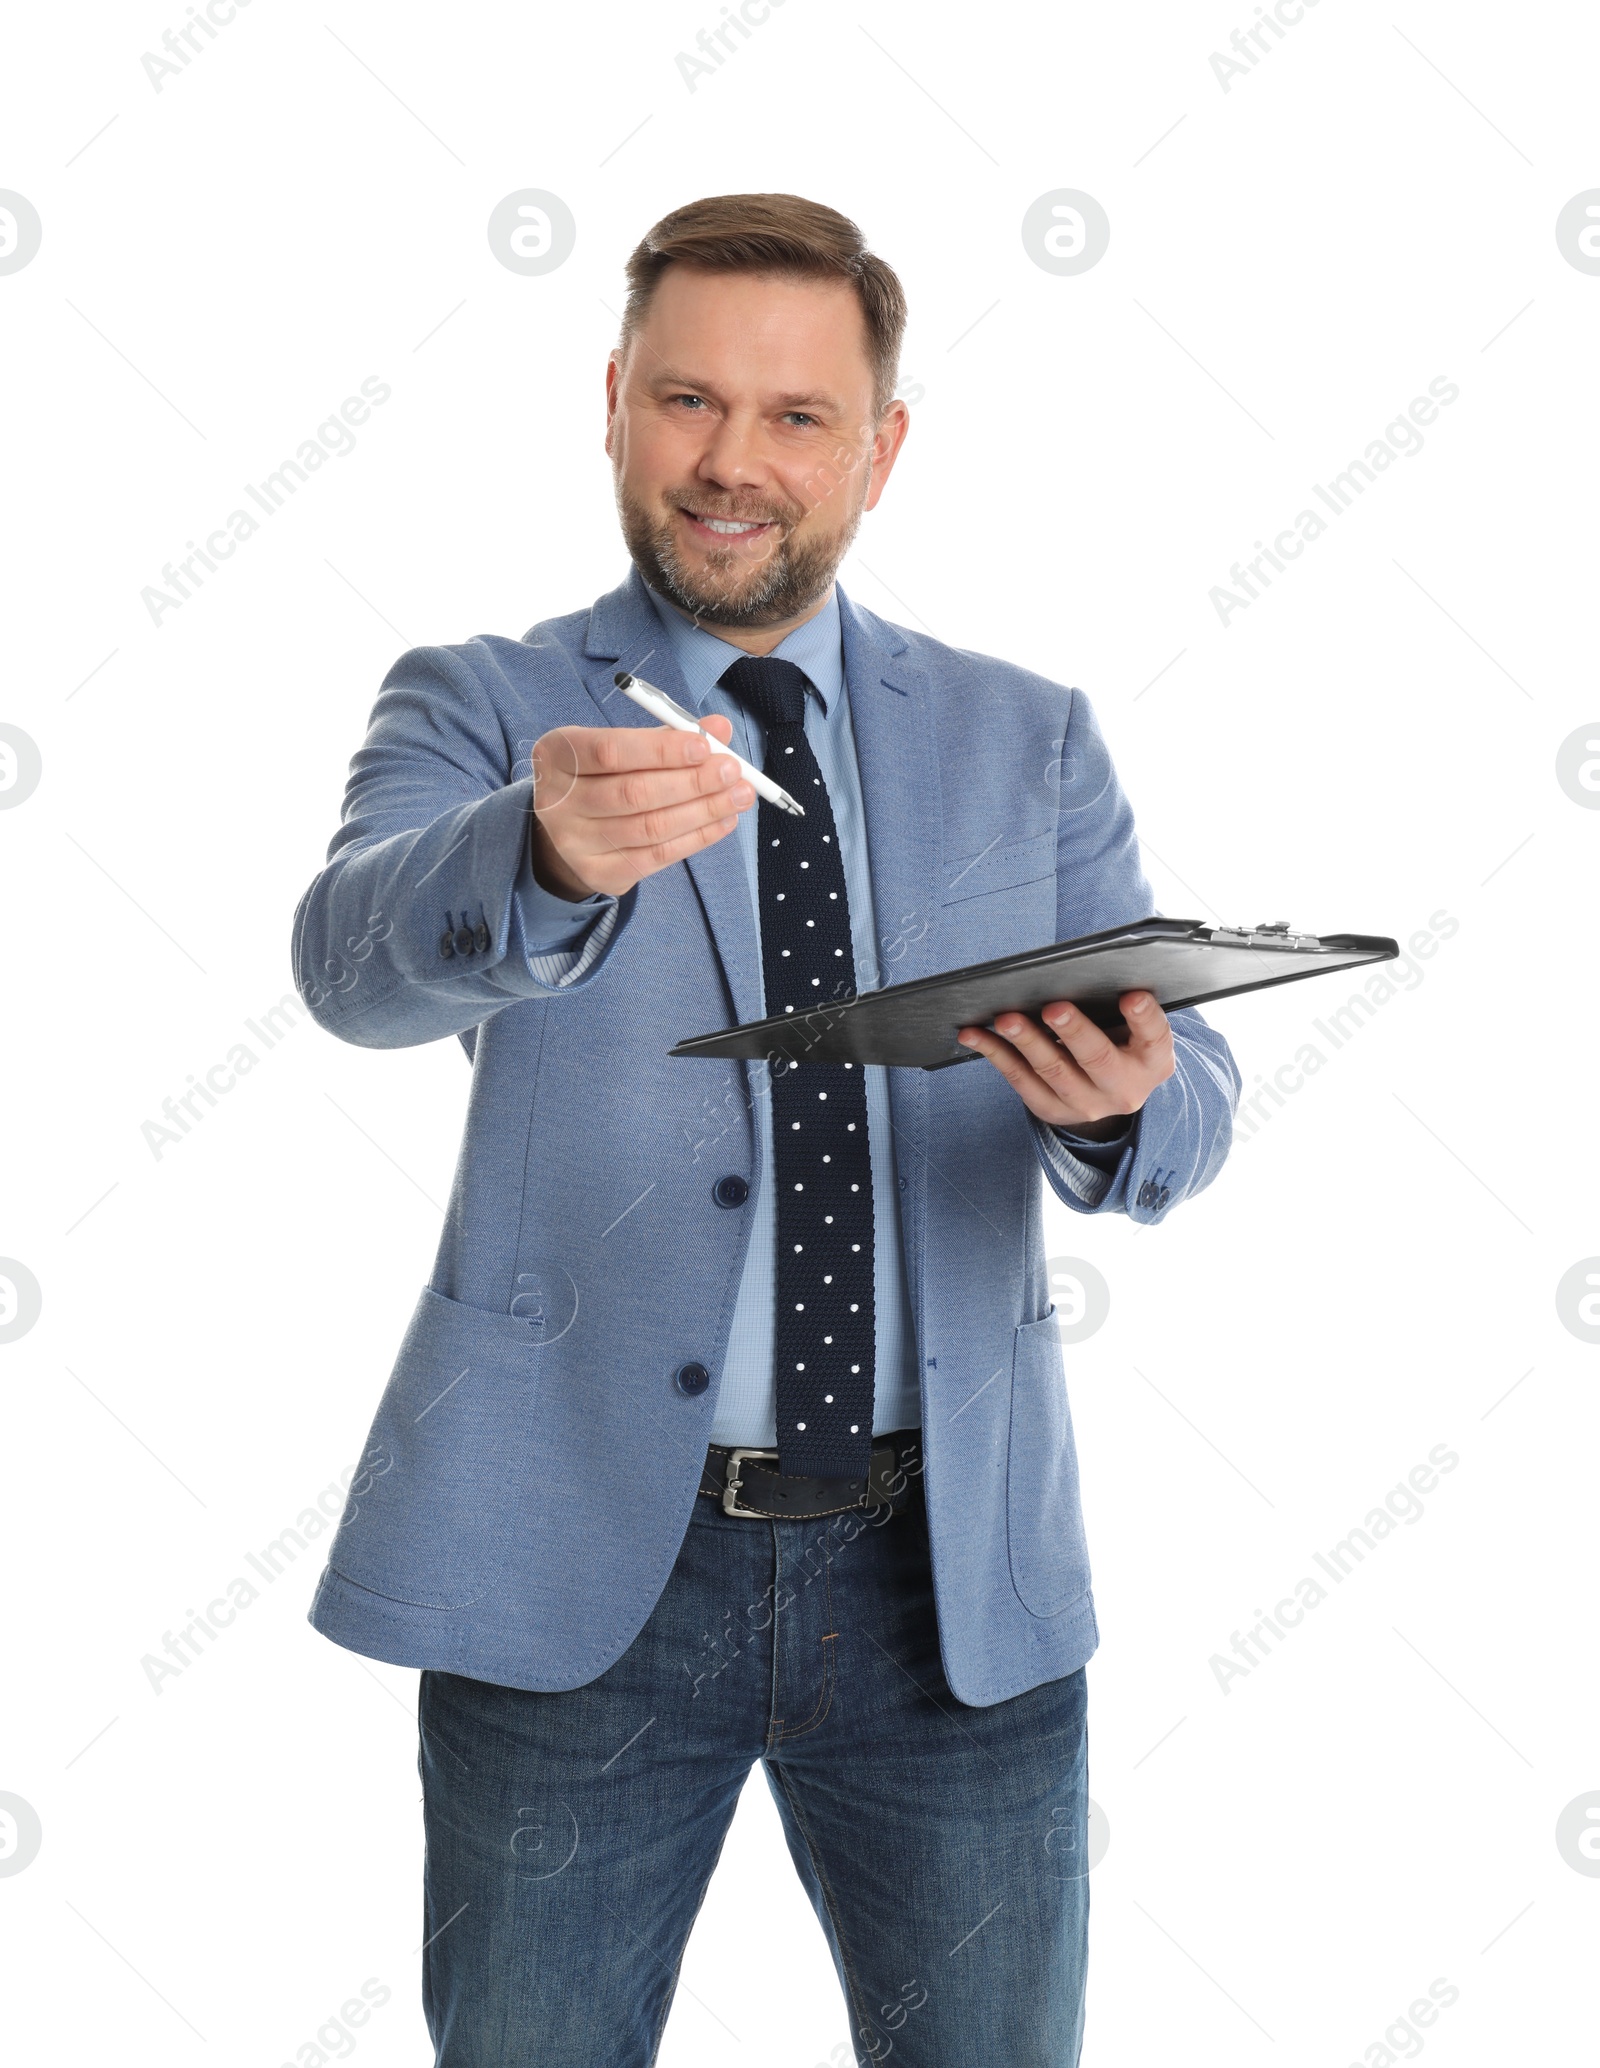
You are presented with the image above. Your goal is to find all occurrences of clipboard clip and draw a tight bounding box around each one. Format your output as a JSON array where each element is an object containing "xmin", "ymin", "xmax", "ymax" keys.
[{"xmin": 1202, "ymin": 920, "xmax": 1322, "ymax": 951}]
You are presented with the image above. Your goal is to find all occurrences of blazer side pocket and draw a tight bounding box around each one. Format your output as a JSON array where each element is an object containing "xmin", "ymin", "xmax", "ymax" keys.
[
  {"xmin": 326, "ymin": 1286, "xmax": 540, "ymax": 1610},
  {"xmin": 1005, "ymin": 1312, "xmax": 1092, "ymax": 1618}
]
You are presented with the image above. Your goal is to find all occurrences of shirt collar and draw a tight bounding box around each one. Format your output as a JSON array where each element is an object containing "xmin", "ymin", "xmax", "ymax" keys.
[{"xmin": 640, "ymin": 576, "xmax": 844, "ymax": 718}]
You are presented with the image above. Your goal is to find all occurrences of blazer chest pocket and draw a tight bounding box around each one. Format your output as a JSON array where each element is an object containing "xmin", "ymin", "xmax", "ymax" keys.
[{"xmin": 941, "ymin": 829, "xmax": 1055, "ymax": 906}]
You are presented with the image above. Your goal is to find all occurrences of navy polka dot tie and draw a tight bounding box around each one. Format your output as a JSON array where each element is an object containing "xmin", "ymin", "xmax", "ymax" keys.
[{"xmin": 718, "ymin": 654, "xmax": 876, "ymax": 1485}]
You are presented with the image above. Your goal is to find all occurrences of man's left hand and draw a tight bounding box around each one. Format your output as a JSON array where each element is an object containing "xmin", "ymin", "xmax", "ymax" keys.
[{"xmin": 955, "ymin": 991, "xmax": 1175, "ymax": 1132}]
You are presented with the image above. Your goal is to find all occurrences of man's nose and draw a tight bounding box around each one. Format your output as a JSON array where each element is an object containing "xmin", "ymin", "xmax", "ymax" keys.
[{"xmin": 694, "ymin": 410, "xmax": 773, "ymax": 488}]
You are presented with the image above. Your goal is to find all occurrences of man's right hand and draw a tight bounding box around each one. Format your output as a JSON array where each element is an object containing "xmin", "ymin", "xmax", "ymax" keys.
[{"xmin": 528, "ymin": 715, "xmax": 754, "ymax": 901}]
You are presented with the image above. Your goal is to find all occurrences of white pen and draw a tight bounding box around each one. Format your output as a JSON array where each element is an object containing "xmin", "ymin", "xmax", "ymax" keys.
[{"xmin": 614, "ymin": 671, "xmax": 806, "ymax": 818}]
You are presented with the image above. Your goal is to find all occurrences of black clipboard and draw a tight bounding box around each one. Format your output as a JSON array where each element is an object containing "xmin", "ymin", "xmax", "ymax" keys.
[{"xmin": 669, "ymin": 918, "xmax": 1399, "ymax": 1071}]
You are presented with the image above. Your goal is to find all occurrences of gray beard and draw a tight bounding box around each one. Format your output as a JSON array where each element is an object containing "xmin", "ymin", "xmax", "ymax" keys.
[{"xmin": 615, "ymin": 486, "xmax": 865, "ymax": 631}]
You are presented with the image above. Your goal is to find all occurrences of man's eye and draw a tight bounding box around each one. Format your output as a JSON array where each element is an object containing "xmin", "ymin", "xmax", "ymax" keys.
[
  {"xmin": 671, "ymin": 394, "xmax": 707, "ymax": 409},
  {"xmin": 783, "ymin": 413, "xmax": 817, "ymax": 427}
]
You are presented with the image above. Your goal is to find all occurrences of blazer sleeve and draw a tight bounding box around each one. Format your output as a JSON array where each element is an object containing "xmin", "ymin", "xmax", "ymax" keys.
[
  {"xmin": 291, "ymin": 641, "xmax": 638, "ymax": 1050},
  {"xmin": 1028, "ymin": 685, "xmax": 1241, "ymax": 1222}
]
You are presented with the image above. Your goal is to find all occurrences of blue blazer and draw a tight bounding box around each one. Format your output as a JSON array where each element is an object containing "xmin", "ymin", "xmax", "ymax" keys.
[{"xmin": 295, "ymin": 567, "xmax": 1240, "ymax": 1705}]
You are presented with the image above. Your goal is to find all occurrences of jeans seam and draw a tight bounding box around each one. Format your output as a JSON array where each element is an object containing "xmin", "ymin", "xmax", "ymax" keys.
[
  {"xmin": 771, "ymin": 1555, "xmax": 837, "ymax": 1743},
  {"xmin": 767, "ymin": 1758, "xmax": 876, "ymax": 2066},
  {"xmin": 772, "ymin": 1631, "xmax": 837, "ymax": 1742},
  {"xmin": 641, "ymin": 1811, "xmax": 744, "ymax": 2068}
]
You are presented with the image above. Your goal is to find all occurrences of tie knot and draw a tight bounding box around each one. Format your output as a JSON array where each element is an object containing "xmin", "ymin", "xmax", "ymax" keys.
[{"xmin": 718, "ymin": 654, "xmax": 810, "ymax": 732}]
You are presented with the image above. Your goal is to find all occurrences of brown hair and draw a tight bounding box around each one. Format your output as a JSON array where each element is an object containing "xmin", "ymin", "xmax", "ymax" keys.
[{"xmin": 617, "ymin": 192, "xmax": 908, "ymax": 425}]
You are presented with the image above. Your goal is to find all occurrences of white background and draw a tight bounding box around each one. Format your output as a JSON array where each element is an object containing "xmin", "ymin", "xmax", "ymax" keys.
[{"xmin": 3, "ymin": 1, "xmax": 1596, "ymax": 2062}]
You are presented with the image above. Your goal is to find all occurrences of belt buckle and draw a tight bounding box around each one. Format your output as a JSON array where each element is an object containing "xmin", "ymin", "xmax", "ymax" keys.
[{"xmin": 722, "ymin": 1446, "xmax": 780, "ymax": 1518}]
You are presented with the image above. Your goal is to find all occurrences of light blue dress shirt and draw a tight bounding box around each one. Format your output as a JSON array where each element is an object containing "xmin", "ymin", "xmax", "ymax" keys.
[
  {"xmin": 518, "ymin": 581, "xmax": 920, "ymax": 1442},
  {"xmin": 515, "ymin": 577, "xmax": 1135, "ymax": 1443}
]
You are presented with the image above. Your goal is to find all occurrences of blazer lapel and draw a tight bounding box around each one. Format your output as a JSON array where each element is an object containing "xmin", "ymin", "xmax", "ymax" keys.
[
  {"xmin": 580, "ymin": 569, "xmax": 765, "ymax": 1029},
  {"xmin": 577, "ymin": 568, "xmax": 945, "ymax": 1053},
  {"xmin": 579, "ymin": 564, "xmax": 943, "ymax": 1330},
  {"xmin": 836, "ymin": 583, "xmax": 942, "ymax": 999},
  {"xmin": 835, "ymin": 582, "xmax": 942, "ymax": 1328}
]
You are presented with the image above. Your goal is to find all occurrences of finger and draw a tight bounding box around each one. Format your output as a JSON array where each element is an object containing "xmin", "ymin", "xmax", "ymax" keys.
[
  {"xmin": 575, "ymin": 779, "xmax": 755, "ymax": 861},
  {"xmin": 953, "ymin": 1022, "xmax": 1099, "ymax": 1123},
  {"xmin": 1026, "ymin": 1002, "xmax": 1134, "ymax": 1101},
  {"xmin": 578, "ymin": 805, "xmax": 742, "ymax": 886},
  {"xmin": 988, "ymin": 1011, "xmax": 1109, "ymax": 1105},
  {"xmin": 1116, "ymin": 990, "xmax": 1175, "ymax": 1068},
  {"xmin": 541, "ymin": 713, "xmax": 753, "ymax": 818},
  {"xmin": 542, "ymin": 721, "xmax": 724, "ymax": 777},
  {"xmin": 578, "ymin": 750, "xmax": 754, "ymax": 821}
]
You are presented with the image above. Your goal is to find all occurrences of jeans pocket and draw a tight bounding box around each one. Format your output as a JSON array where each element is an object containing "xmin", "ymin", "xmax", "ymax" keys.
[
  {"xmin": 1006, "ymin": 1313, "xmax": 1092, "ymax": 1618},
  {"xmin": 327, "ymin": 1286, "xmax": 540, "ymax": 1609}
]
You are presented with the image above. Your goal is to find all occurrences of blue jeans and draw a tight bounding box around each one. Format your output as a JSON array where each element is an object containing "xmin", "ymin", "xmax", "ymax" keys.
[{"xmin": 417, "ymin": 1457, "xmax": 1090, "ymax": 2065}]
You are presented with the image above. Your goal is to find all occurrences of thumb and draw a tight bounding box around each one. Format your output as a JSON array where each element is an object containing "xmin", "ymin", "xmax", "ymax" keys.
[{"xmin": 699, "ymin": 713, "xmax": 735, "ymax": 745}]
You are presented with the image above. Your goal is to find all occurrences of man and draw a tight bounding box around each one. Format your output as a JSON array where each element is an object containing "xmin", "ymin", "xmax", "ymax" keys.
[{"xmin": 294, "ymin": 191, "xmax": 1239, "ymax": 2066}]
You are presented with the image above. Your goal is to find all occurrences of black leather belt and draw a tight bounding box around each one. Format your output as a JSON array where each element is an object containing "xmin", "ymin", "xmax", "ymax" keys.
[{"xmin": 699, "ymin": 1429, "xmax": 922, "ymax": 1520}]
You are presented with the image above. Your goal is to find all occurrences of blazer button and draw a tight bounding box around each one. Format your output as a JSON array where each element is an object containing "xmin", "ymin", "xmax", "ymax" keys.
[
  {"xmin": 675, "ymin": 1361, "xmax": 710, "ymax": 1396},
  {"xmin": 713, "ymin": 1174, "xmax": 749, "ymax": 1208},
  {"xmin": 454, "ymin": 925, "xmax": 476, "ymax": 956}
]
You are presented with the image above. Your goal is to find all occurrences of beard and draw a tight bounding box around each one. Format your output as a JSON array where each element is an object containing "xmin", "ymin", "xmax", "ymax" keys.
[{"xmin": 615, "ymin": 475, "xmax": 867, "ymax": 631}]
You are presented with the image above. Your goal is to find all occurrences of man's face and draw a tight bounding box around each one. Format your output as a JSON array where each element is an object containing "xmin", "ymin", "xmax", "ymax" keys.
[{"xmin": 605, "ymin": 265, "xmax": 908, "ymax": 632}]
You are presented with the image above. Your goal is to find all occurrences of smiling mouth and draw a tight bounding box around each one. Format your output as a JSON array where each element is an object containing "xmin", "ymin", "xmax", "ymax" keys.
[{"xmin": 678, "ymin": 505, "xmax": 779, "ymax": 541}]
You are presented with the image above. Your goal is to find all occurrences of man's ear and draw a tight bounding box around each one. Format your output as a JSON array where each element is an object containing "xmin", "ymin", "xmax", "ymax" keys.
[
  {"xmin": 862, "ymin": 398, "xmax": 911, "ymax": 514},
  {"xmin": 603, "ymin": 352, "xmax": 626, "ymax": 449}
]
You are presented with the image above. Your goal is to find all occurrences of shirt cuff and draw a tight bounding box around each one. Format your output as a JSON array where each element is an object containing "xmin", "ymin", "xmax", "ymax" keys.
[
  {"xmin": 1049, "ymin": 1116, "xmax": 1134, "ymax": 1173},
  {"xmin": 1030, "ymin": 1112, "xmax": 1136, "ymax": 1207},
  {"xmin": 512, "ymin": 832, "xmax": 621, "ymax": 986},
  {"xmin": 524, "ymin": 902, "xmax": 622, "ymax": 990}
]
